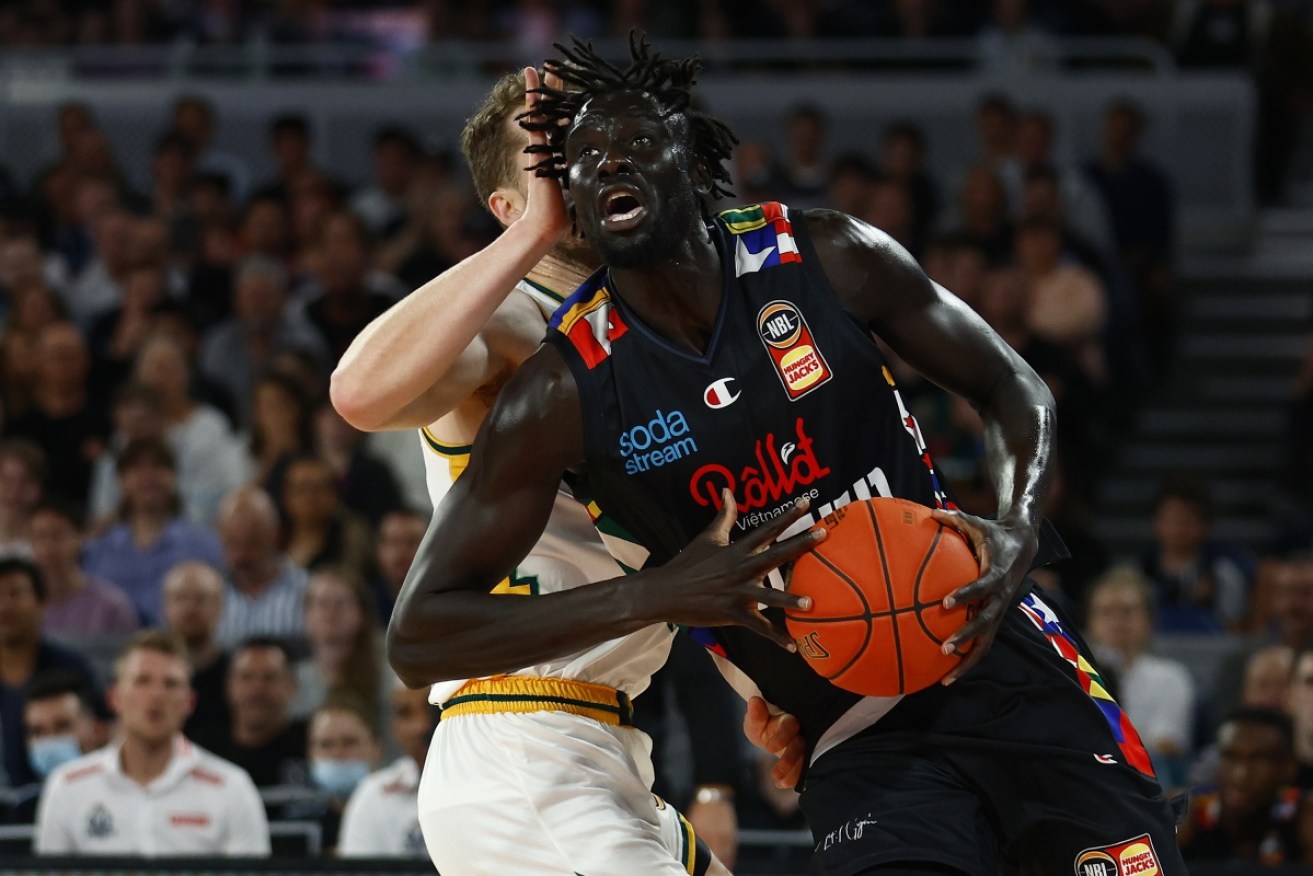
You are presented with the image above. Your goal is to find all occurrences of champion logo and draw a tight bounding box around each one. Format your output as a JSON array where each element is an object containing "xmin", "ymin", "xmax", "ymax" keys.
[
  {"xmin": 703, "ymin": 377, "xmax": 740, "ymax": 409},
  {"xmin": 1094, "ymin": 753, "xmax": 1118, "ymax": 765}
]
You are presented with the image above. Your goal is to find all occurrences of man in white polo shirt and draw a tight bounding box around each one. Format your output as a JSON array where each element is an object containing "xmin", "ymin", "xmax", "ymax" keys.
[
  {"xmin": 34, "ymin": 629, "xmax": 270, "ymax": 856},
  {"xmin": 337, "ymin": 681, "xmax": 435, "ymax": 858}
]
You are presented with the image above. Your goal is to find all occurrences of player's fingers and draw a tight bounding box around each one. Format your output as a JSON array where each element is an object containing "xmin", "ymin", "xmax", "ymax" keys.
[
  {"xmin": 749, "ymin": 583, "xmax": 811, "ymax": 613},
  {"xmin": 743, "ymin": 696, "xmax": 770, "ymax": 746},
  {"xmin": 706, "ymin": 490, "xmax": 737, "ymax": 545},
  {"xmin": 765, "ymin": 711, "xmax": 801, "ymax": 753},
  {"xmin": 930, "ymin": 510, "xmax": 990, "ymax": 562},
  {"xmin": 743, "ymin": 496, "xmax": 814, "ymax": 552},
  {"xmin": 772, "ymin": 737, "xmax": 806, "ymax": 788},
  {"xmin": 753, "ymin": 525, "xmax": 826, "ymax": 575},
  {"xmin": 741, "ymin": 609, "xmax": 797, "ymax": 651},
  {"xmin": 944, "ymin": 567, "xmax": 1007, "ymax": 609},
  {"xmin": 940, "ymin": 623, "xmax": 999, "ymax": 686}
]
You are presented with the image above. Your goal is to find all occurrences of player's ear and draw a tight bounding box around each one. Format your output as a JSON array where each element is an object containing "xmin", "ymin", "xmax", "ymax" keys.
[
  {"xmin": 692, "ymin": 161, "xmax": 713, "ymax": 198},
  {"xmin": 488, "ymin": 187, "xmax": 525, "ymax": 227}
]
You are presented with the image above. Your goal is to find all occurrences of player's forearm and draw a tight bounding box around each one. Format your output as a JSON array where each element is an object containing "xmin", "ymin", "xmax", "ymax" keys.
[
  {"xmin": 330, "ymin": 221, "xmax": 556, "ymax": 431},
  {"xmin": 979, "ymin": 367, "xmax": 1055, "ymax": 534},
  {"xmin": 386, "ymin": 574, "xmax": 670, "ymax": 686}
]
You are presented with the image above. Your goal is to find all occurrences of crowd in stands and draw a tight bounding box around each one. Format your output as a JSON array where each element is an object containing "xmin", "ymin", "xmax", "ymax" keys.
[{"xmin": 0, "ymin": 24, "xmax": 1309, "ymax": 867}]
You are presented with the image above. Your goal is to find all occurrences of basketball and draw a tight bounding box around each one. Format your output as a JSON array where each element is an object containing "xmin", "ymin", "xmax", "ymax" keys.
[{"xmin": 784, "ymin": 497, "xmax": 980, "ymax": 697}]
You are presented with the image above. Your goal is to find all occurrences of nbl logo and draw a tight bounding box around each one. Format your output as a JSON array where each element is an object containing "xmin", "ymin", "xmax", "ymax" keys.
[
  {"xmin": 1076, "ymin": 856, "xmax": 1117, "ymax": 876},
  {"xmin": 758, "ymin": 304, "xmax": 802, "ymax": 348}
]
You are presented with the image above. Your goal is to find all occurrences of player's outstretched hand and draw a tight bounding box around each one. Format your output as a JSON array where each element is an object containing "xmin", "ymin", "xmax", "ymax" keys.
[
  {"xmin": 929, "ymin": 508, "xmax": 1039, "ymax": 685},
  {"xmin": 743, "ymin": 696, "xmax": 806, "ymax": 789},
  {"xmin": 645, "ymin": 491, "xmax": 825, "ymax": 650},
  {"xmin": 518, "ymin": 66, "xmax": 571, "ymax": 245}
]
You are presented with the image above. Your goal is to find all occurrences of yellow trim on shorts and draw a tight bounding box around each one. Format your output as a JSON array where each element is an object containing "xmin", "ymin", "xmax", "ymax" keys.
[
  {"xmin": 440, "ymin": 676, "xmax": 634, "ymax": 726},
  {"xmin": 676, "ymin": 808, "xmax": 697, "ymax": 875}
]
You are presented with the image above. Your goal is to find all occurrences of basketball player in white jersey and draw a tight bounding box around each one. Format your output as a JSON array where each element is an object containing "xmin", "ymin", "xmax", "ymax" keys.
[{"xmin": 333, "ymin": 68, "xmax": 801, "ymax": 876}]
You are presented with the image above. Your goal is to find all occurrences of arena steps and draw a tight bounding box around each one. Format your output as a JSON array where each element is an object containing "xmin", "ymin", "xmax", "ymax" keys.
[{"xmin": 1090, "ymin": 258, "xmax": 1312, "ymax": 563}]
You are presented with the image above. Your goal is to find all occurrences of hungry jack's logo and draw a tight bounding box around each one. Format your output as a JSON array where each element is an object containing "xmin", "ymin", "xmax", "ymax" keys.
[
  {"xmin": 756, "ymin": 300, "xmax": 832, "ymax": 400},
  {"xmin": 1073, "ymin": 834, "xmax": 1161, "ymax": 876}
]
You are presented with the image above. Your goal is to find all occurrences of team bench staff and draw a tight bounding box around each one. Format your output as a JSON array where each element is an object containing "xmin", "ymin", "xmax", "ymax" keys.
[{"xmin": 389, "ymin": 36, "xmax": 1186, "ymax": 876}]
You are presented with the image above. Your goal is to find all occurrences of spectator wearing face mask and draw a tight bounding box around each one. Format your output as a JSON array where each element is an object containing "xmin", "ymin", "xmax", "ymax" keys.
[
  {"xmin": 1, "ymin": 671, "xmax": 108, "ymax": 824},
  {"xmin": 281, "ymin": 695, "xmax": 381, "ymax": 852},
  {"xmin": 338, "ymin": 681, "xmax": 437, "ymax": 858}
]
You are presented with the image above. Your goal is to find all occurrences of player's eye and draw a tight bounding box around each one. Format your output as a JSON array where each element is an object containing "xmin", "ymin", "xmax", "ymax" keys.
[
  {"xmin": 578, "ymin": 145, "xmax": 599, "ymax": 159},
  {"xmin": 632, "ymin": 135, "xmax": 652, "ymax": 147}
]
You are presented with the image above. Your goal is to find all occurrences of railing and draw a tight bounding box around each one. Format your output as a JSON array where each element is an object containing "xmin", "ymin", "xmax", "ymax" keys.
[{"xmin": 0, "ymin": 36, "xmax": 1178, "ymax": 83}]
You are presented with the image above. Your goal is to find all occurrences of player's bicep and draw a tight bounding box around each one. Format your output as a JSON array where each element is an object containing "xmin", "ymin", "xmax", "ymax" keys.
[{"xmin": 805, "ymin": 210, "xmax": 1030, "ymax": 409}]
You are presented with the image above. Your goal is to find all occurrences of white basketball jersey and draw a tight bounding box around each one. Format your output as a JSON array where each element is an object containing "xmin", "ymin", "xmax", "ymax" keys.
[{"xmin": 425, "ymin": 280, "xmax": 673, "ymax": 705}]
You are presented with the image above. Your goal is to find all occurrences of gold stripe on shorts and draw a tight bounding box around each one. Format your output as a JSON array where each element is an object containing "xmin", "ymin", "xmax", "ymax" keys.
[{"xmin": 440, "ymin": 676, "xmax": 635, "ymax": 726}]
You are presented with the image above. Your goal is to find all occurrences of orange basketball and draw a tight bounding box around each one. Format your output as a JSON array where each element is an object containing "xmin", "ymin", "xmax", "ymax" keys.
[{"xmin": 784, "ymin": 497, "xmax": 980, "ymax": 697}]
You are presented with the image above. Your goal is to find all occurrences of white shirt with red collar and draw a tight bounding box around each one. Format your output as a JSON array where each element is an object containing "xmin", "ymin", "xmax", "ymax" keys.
[
  {"xmin": 337, "ymin": 756, "xmax": 426, "ymax": 858},
  {"xmin": 34, "ymin": 735, "xmax": 270, "ymax": 856}
]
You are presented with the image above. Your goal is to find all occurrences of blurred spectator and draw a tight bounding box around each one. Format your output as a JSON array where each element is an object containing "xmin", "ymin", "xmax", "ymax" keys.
[
  {"xmin": 64, "ymin": 207, "xmax": 133, "ymax": 329},
  {"xmin": 213, "ymin": 486, "xmax": 308, "ymax": 647},
  {"xmin": 1020, "ymin": 165, "xmax": 1107, "ymax": 272},
  {"xmin": 387, "ymin": 185, "xmax": 492, "ymax": 293},
  {"xmin": 0, "ymin": 557, "xmax": 103, "ymax": 788},
  {"xmin": 776, "ymin": 105, "xmax": 830, "ymax": 209},
  {"xmin": 338, "ymin": 682, "xmax": 436, "ymax": 858},
  {"xmin": 281, "ymin": 455, "xmax": 374, "ymax": 581},
  {"xmin": 1169, "ymin": 0, "xmax": 1272, "ymax": 68},
  {"xmin": 87, "ymin": 265, "xmax": 174, "ymax": 385},
  {"xmin": 877, "ymin": 122, "xmax": 940, "ymax": 251},
  {"xmin": 860, "ymin": 177, "xmax": 919, "ymax": 257},
  {"xmin": 1139, "ymin": 478, "xmax": 1256, "ymax": 633},
  {"xmin": 7, "ymin": 322, "xmax": 110, "ymax": 503},
  {"xmin": 1211, "ymin": 556, "xmax": 1313, "ymax": 730},
  {"xmin": 295, "ymin": 211, "xmax": 402, "ymax": 361},
  {"xmin": 132, "ymin": 333, "xmax": 248, "ymax": 522},
  {"xmin": 253, "ymin": 114, "xmax": 315, "ymax": 204},
  {"xmin": 1190, "ymin": 644, "xmax": 1299, "ymax": 788},
  {"xmin": 731, "ymin": 139, "xmax": 778, "ymax": 206},
  {"xmin": 291, "ymin": 566, "xmax": 383, "ymax": 725},
  {"xmin": 147, "ymin": 130, "xmax": 195, "ymax": 230},
  {"xmin": 977, "ymin": 0, "xmax": 1059, "ymax": 72},
  {"xmin": 372, "ymin": 508, "xmax": 426, "ymax": 622},
  {"xmin": 945, "ymin": 164, "xmax": 1013, "ymax": 265},
  {"xmin": 1179, "ymin": 708, "xmax": 1311, "ymax": 866},
  {"xmin": 0, "ymin": 235, "xmax": 67, "ymax": 305},
  {"xmin": 351, "ymin": 126, "xmax": 420, "ymax": 240},
  {"xmin": 247, "ymin": 369, "xmax": 316, "ymax": 494},
  {"xmin": 237, "ymin": 195, "xmax": 294, "ymax": 264},
  {"xmin": 1085, "ymin": 566, "xmax": 1197, "ymax": 784},
  {"xmin": 87, "ymin": 382, "xmax": 167, "ymax": 526},
  {"xmin": 81, "ymin": 437, "xmax": 224, "ymax": 625},
  {"xmin": 1083, "ymin": 100, "xmax": 1176, "ymax": 375},
  {"xmin": 161, "ymin": 560, "xmax": 232, "ymax": 742},
  {"xmin": 3, "ymin": 670, "xmax": 110, "ymax": 823},
  {"xmin": 294, "ymin": 695, "xmax": 383, "ymax": 851},
  {"xmin": 1014, "ymin": 217, "xmax": 1107, "ymax": 383},
  {"xmin": 34, "ymin": 630, "xmax": 270, "ymax": 856},
  {"xmin": 971, "ymin": 93, "xmax": 1020, "ymax": 179},
  {"xmin": 171, "ymin": 95, "xmax": 251, "ymax": 205},
  {"xmin": 1007, "ymin": 111, "xmax": 1113, "ymax": 254},
  {"xmin": 314, "ymin": 402, "xmax": 403, "ymax": 526},
  {"xmin": 920, "ymin": 234, "xmax": 988, "ymax": 309},
  {"xmin": 199, "ymin": 255, "xmax": 328, "ymax": 429},
  {"xmin": 34, "ymin": 499, "xmax": 138, "ymax": 639},
  {"xmin": 825, "ymin": 153, "xmax": 878, "ymax": 218},
  {"xmin": 194, "ymin": 637, "xmax": 308, "ymax": 789},
  {"xmin": 0, "ymin": 439, "xmax": 45, "ymax": 558}
]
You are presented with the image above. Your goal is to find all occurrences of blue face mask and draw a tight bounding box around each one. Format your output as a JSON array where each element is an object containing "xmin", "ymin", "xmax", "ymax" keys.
[
  {"xmin": 310, "ymin": 759, "xmax": 370, "ymax": 798},
  {"xmin": 28, "ymin": 734, "xmax": 82, "ymax": 779}
]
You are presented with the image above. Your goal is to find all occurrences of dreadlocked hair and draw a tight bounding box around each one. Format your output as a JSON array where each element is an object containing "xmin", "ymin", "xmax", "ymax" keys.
[{"xmin": 520, "ymin": 32, "xmax": 738, "ymax": 201}]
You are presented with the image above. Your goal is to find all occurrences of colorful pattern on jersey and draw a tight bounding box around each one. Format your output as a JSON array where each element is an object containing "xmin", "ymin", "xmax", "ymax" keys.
[
  {"xmin": 1018, "ymin": 594, "xmax": 1155, "ymax": 778},
  {"xmin": 719, "ymin": 203, "xmax": 802, "ymax": 277},
  {"xmin": 882, "ymin": 366, "xmax": 954, "ymax": 511},
  {"xmin": 551, "ymin": 286, "xmax": 630, "ymax": 370}
]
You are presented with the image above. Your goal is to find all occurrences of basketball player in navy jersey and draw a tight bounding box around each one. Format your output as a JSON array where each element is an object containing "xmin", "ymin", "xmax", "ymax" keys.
[{"xmin": 390, "ymin": 37, "xmax": 1187, "ymax": 876}]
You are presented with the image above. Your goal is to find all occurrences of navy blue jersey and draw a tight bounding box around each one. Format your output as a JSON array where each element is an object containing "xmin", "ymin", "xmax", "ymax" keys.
[{"xmin": 546, "ymin": 202, "xmax": 1064, "ymax": 743}]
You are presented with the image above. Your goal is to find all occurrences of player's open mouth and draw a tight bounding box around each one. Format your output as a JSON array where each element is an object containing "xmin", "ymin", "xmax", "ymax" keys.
[{"xmin": 599, "ymin": 186, "xmax": 647, "ymax": 232}]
